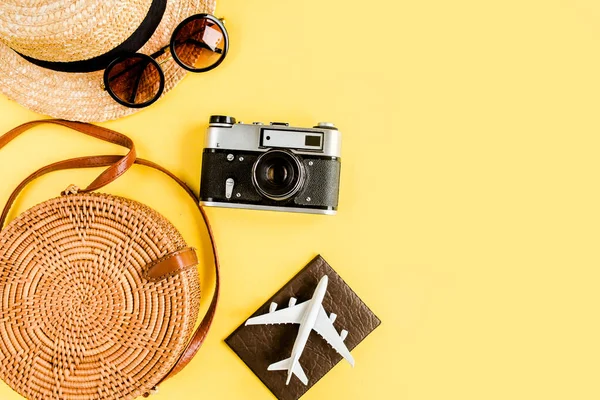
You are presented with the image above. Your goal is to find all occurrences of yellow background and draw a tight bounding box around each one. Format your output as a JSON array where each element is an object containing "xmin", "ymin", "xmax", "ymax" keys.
[{"xmin": 1, "ymin": 0, "xmax": 600, "ymax": 399}]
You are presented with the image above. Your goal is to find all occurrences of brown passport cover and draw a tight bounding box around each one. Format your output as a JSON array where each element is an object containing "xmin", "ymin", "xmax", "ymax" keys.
[{"xmin": 225, "ymin": 255, "xmax": 381, "ymax": 400}]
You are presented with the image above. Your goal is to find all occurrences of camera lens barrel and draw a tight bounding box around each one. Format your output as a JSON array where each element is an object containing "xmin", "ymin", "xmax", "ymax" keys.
[{"xmin": 252, "ymin": 150, "xmax": 306, "ymax": 201}]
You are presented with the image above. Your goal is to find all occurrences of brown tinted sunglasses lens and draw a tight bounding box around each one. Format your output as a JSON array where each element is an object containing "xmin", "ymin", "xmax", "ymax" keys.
[
  {"xmin": 172, "ymin": 16, "xmax": 226, "ymax": 71},
  {"xmin": 106, "ymin": 55, "xmax": 163, "ymax": 106}
]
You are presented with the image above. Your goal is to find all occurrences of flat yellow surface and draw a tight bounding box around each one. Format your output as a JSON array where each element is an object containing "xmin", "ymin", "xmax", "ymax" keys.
[{"xmin": 1, "ymin": 0, "xmax": 600, "ymax": 399}]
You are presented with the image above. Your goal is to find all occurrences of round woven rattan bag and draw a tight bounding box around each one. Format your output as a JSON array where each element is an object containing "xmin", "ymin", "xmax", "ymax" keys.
[{"xmin": 0, "ymin": 121, "xmax": 220, "ymax": 400}]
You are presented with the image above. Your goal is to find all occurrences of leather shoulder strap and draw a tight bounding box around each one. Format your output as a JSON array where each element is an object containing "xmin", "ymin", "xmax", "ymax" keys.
[{"xmin": 0, "ymin": 119, "xmax": 136, "ymax": 193}]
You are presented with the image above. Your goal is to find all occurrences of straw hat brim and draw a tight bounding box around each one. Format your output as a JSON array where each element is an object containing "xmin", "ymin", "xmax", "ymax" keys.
[{"xmin": 0, "ymin": 0, "xmax": 216, "ymax": 122}]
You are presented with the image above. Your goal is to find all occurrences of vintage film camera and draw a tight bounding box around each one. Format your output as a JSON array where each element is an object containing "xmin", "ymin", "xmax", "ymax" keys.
[{"xmin": 199, "ymin": 116, "xmax": 342, "ymax": 215}]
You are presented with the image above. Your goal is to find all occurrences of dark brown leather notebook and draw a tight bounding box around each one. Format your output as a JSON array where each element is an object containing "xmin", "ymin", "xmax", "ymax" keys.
[{"xmin": 225, "ymin": 255, "xmax": 381, "ymax": 400}]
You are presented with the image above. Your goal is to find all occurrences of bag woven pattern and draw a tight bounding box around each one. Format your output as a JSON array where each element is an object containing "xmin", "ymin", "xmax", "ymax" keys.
[{"xmin": 0, "ymin": 193, "xmax": 200, "ymax": 400}]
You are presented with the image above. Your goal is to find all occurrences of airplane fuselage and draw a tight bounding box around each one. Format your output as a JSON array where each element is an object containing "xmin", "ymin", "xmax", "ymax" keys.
[{"xmin": 286, "ymin": 276, "xmax": 329, "ymax": 383}]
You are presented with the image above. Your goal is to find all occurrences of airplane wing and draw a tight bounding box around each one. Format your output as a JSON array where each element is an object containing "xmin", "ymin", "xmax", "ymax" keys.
[
  {"xmin": 313, "ymin": 306, "xmax": 355, "ymax": 366},
  {"xmin": 245, "ymin": 301, "xmax": 309, "ymax": 326}
]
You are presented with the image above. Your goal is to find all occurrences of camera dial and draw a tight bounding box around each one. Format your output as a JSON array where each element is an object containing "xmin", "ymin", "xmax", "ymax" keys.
[
  {"xmin": 209, "ymin": 115, "xmax": 236, "ymax": 125},
  {"xmin": 252, "ymin": 150, "xmax": 306, "ymax": 201},
  {"xmin": 314, "ymin": 122, "xmax": 337, "ymax": 130}
]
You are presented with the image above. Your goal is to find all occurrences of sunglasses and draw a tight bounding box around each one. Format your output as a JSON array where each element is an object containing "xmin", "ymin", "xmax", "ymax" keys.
[{"xmin": 103, "ymin": 14, "xmax": 229, "ymax": 108}]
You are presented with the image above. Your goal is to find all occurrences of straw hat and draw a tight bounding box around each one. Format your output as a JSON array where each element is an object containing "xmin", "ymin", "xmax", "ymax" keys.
[{"xmin": 0, "ymin": 0, "xmax": 216, "ymax": 122}]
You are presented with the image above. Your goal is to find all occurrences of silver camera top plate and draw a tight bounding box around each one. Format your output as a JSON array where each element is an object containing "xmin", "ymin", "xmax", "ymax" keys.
[{"xmin": 205, "ymin": 120, "xmax": 342, "ymax": 157}]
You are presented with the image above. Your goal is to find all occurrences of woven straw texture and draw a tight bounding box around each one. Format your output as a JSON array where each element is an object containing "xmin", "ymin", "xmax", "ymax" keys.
[
  {"xmin": 0, "ymin": 0, "xmax": 216, "ymax": 122},
  {"xmin": 0, "ymin": 1, "xmax": 151, "ymax": 63},
  {"xmin": 0, "ymin": 193, "xmax": 200, "ymax": 400}
]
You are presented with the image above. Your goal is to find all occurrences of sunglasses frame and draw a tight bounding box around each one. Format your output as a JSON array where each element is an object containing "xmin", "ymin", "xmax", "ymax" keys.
[
  {"xmin": 103, "ymin": 13, "xmax": 229, "ymax": 108},
  {"xmin": 104, "ymin": 54, "xmax": 165, "ymax": 108},
  {"xmin": 171, "ymin": 14, "xmax": 229, "ymax": 73}
]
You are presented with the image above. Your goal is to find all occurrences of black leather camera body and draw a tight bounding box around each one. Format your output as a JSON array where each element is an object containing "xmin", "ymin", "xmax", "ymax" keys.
[{"xmin": 199, "ymin": 116, "xmax": 342, "ymax": 215}]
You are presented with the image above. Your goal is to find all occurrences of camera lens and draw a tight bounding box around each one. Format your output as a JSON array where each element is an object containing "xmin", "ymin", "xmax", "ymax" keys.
[
  {"xmin": 252, "ymin": 150, "xmax": 305, "ymax": 201},
  {"xmin": 266, "ymin": 163, "xmax": 288, "ymax": 185}
]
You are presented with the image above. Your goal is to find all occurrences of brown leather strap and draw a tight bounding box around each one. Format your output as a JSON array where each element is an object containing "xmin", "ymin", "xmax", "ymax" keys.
[
  {"xmin": 146, "ymin": 246, "xmax": 199, "ymax": 281},
  {"xmin": 0, "ymin": 129, "xmax": 220, "ymax": 391},
  {"xmin": 0, "ymin": 119, "xmax": 136, "ymax": 193},
  {"xmin": 0, "ymin": 155, "xmax": 136, "ymax": 229}
]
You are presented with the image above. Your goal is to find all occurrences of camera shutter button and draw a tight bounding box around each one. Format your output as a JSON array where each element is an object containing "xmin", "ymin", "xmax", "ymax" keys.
[
  {"xmin": 314, "ymin": 122, "xmax": 338, "ymax": 130},
  {"xmin": 225, "ymin": 178, "xmax": 235, "ymax": 199}
]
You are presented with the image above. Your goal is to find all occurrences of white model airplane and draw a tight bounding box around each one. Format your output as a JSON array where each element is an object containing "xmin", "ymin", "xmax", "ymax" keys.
[{"xmin": 245, "ymin": 275, "xmax": 354, "ymax": 385}]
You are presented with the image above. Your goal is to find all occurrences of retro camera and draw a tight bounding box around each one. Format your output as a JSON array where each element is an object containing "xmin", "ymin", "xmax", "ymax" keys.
[{"xmin": 199, "ymin": 115, "xmax": 342, "ymax": 215}]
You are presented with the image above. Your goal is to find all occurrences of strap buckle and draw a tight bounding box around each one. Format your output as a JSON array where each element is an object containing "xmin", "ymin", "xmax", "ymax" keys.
[{"xmin": 61, "ymin": 184, "xmax": 80, "ymax": 196}]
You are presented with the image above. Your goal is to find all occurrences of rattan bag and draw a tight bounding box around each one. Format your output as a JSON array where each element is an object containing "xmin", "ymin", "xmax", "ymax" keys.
[{"xmin": 0, "ymin": 120, "xmax": 220, "ymax": 400}]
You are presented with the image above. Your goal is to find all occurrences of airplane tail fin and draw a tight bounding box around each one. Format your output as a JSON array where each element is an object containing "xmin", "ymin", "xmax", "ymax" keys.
[
  {"xmin": 292, "ymin": 362, "xmax": 308, "ymax": 385},
  {"xmin": 268, "ymin": 357, "xmax": 292, "ymax": 371},
  {"xmin": 268, "ymin": 358, "xmax": 309, "ymax": 386}
]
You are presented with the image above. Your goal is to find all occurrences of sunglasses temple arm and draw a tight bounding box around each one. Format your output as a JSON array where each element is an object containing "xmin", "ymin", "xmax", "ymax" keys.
[
  {"xmin": 172, "ymin": 38, "xmax": 223, "ymax": 54},
  {"xmin": 190, "ymin": 38, "xmax": 223, "ymax": 54},
  {"xmin": 128, "ymin": 60, "xmax": 148, "ymax": 104},
  {"xmin": 105, "ymin": 45, "xmax": 169, "ymax": 86}
]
